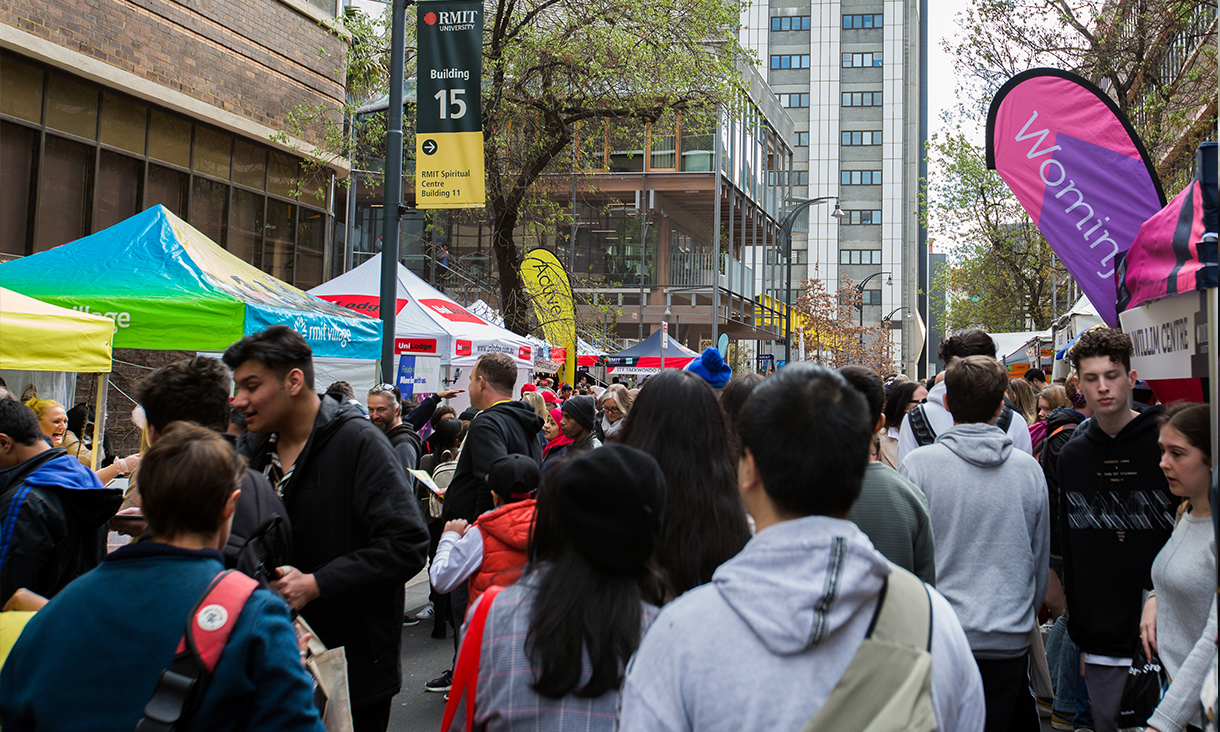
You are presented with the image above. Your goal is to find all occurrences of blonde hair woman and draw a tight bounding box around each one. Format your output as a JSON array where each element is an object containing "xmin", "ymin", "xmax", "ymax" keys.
[
  {"xmin": 25, "ymin": 398, "xmax": 137, "ymax": 485},
  {"xmin": 1005, "ymin": 377, "xmax": 1038, "ymax": 426}
]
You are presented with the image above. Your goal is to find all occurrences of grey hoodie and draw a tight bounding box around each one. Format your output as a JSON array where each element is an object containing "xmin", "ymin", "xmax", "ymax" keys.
[
  {"xmin": 618, "ymin": 516, "xmax": 985, "ymax": 731},
  {"xmin": 900, "ymin": 423, "xmax": 1050, "ymax": 659}
]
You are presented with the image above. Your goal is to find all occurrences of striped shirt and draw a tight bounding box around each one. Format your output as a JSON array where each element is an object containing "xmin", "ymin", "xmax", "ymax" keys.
[{"xmin": 453, "ymin": 564, "xmax": 657, "ymax": 732}]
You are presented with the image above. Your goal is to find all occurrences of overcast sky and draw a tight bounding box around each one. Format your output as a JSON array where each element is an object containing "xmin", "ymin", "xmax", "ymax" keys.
[{"xmin": 928, "ymin": 0, "xmax": 974, "ymax": 138}]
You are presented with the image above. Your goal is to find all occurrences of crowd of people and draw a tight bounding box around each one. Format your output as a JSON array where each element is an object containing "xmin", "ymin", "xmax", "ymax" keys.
[{"xmin": 0, "ymin": 325, "xmax": 1213, "ymax": 732}]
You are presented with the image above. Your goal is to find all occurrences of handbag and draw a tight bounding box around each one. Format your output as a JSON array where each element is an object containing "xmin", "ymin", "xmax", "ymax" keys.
[
  {"xmin": 296, "ymin": 616, "xmax": 355, "ymax": 732},
  {"xmin": 441, "ymin": 585, "xmax": 505, "ymax": 732},
  {"xmin": 1117, "ymin": 648, "xmax": 1166, "ymax": 728}
]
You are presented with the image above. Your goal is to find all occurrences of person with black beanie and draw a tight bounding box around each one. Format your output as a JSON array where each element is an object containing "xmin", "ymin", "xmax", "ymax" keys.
[
  {"xmin": 560, "ymin": 395, "xmax": 601, "ymax": 455},
  {"xmin": 442, "ymin": 445, "xmax": 667, "ymax": 731}
]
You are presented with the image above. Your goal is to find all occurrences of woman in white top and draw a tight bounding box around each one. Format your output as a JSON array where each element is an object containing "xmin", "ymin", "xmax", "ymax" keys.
[{"xmin": 1140, "ymin": 402, "xmax": 1214, "ymax": 732}]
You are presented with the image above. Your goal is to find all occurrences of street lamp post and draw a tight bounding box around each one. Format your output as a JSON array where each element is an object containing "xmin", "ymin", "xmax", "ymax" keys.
[
  {"xmin": 780, "ymin": 196, "xmax": 843, "ymax": 363},
  {"xmin": 853, "ymin": 270, "xmax": 893, "ymax": 328},
  {"xmin": 880, "ymin": 306, "xmax": 908, "ymax": 370},
  {"xmin": 881, "ymin": 305, "xmax": 909, "ymax": 324}
]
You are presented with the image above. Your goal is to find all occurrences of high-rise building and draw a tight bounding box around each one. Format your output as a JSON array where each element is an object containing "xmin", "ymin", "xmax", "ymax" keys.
[{"xmin": 741, "ymin": 0, "xmax": 927, "ymax": 376}]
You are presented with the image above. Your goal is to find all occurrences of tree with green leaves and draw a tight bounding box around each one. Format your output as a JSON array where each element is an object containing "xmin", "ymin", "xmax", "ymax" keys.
[
  {"xmin": 924, "ymin": 126, "xmax": 1071, "ymax": 333},
  {"xmin": 947, "ymin": 0, "xmax": 1216, "ymax": 190},
  {"xmin": 281, "ymin": 0, "xmax": 750, "ymax": 336},
  {"xmin": 273, "ymin": 8, "xmax": 391, "ymax": 202},
  {"xmin": 472, "ymin": 0, "xmax": 748, "ymax": 333}
]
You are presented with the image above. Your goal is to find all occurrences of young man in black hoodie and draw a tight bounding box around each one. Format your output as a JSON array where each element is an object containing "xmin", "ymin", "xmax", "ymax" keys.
[
  {"xmin": 1057, "ymin": 326, "xmax": 1174, "ymax": 732},
  {"xmin": 0, "ymin": 399, "xmax": 122, "ymax": 605},
  {"xmin": 225, "ymin": 326, "xmax": 430, "ymax": 732},
  {"xmin": 441, "ymin": 352, "xmax": 542, "ymax": 523}
]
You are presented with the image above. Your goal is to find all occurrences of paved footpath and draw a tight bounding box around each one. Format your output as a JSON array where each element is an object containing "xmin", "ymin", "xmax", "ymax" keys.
[{"xmin": 389, "ymin": 570, "xmax": 453, "ymax": 732}]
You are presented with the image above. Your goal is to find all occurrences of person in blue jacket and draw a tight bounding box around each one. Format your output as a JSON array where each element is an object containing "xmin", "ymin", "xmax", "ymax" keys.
[
  {"xmin": 0, "ymin": 422, "xmax": 324, "ymax": 732},
  {"xmin": 0, "ymin": 398, "xmax": 122, "ymax": 606}
]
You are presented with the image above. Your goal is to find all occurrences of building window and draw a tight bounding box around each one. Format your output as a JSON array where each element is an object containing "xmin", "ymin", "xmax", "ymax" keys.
[
  {"xmin": 841, "ymin": 130, "xmax": 882, "ymax": 146},
  {"xmin": 842, "ymin": 91, "xmax": 883, "ymax": 107},
  {"xmin": 0, "ymin": 50, "xmax": 329, "ymax": 288},
  {"xmin": 843, "ymin": 14, "xmax": 883, "ymax": 29},
  {"xmin": 841, "ymin": 52, "xmax": 883, "ymax": 68},
  {"xmin": 841, "ymin": 209, "xmax": 882, "ymax": 225},
  {"xmin": 767, "ymin": 249, "xmax": 807, "ymax": 265},
  {"xmin": 778, "ymin": 93, "xmax": 810, "ymax": 108},
  {"xmin": 794, "ymin": 131, "xmax": 809, "ymax": 146},
  {"xmin": 770, "ymin": 54, "xmax": 812, "ymax": 70},
  {"xmin": 841, "ymin": 170, "xmax": 882, "ymax": 186},
  {"xmin": 771, "ymin": 16, "xmax": 811, "ymax": 31},
  {"xmin": 768, "ymin": 171, "xmax": 810, "ymax": 186},
  {"xmin": 861, "ymin": 289, "xmax": 883, "ymax": 306},
  {"xmin": 840, "ymin": 249, "xmax": 883, "ymax": 265}
]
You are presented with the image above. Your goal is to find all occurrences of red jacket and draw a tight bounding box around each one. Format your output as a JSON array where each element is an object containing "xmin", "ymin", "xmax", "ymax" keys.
[{"xmin": 469, "ymin": 499, "xmax": 535, "ymax": 606}]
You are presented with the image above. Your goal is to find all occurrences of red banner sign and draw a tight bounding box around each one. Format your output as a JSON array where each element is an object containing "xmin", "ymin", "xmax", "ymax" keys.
[
  {"xmin": 394, "ymin": 338, "xmax": 438, "ymax": 354},
  {"xmin": 315, "ymin": 294, "xmax": 408, "ymax": 318}
]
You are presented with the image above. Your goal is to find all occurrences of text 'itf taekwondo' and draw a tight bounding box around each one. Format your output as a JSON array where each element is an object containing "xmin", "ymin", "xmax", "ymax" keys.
[{"xmin": 986, "ymin": 69, "xmax": 1166, "ymax": 327}]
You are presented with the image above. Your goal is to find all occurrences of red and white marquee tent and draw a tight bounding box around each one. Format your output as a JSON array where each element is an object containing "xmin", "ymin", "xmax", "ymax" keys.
[{"xmin": 309, "ymin": 254, "xmax": 533, "ymax": 368}]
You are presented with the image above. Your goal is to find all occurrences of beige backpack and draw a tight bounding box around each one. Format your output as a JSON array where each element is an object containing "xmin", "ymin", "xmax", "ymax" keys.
[{"xmin": 799, "ymin": 564, "xmax": 936, "ymax": 732}]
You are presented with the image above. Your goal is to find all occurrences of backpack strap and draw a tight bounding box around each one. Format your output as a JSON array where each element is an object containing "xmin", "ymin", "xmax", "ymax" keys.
[
  {"xmin": 136, "ymin": 570, "xmax": 259, "ymax": 732},
  {"xmin": 907, "ymin": 405, "xmax": 937, "ymax": 447},
  {"xmin": 995, "ymin": 405, "xmax": 1014, "ymax": 433},
  {"xmin": 441, "ymin": 584, "xmax": 505, "ymax": 732},
  {"xmin": 1039, "ymin": 423, "xmax": 1078, "ymax": 467},
  {"xmin": 799, "ymin": 565, "xmax": 936, "ymax": 732},
  {"xmin": 867, "ymin": 565, "xmax": 932, "ymax": 651},
  {"xmin": 1049, "ymin": 423, "xmax": 1077, "ymax": 440}
]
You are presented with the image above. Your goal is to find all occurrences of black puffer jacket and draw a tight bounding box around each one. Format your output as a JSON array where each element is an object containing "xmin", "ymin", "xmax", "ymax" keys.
[
  {"xmin": 238, "ymin": 395, "xmax": 430, "ymax": 705},
  {"xmin": 442, "ymin": 400, "xmax": 543, "ymax": 522},
  {"xmin": 0, "ymin": 448, "xmax": 122, "ymax": 605}
]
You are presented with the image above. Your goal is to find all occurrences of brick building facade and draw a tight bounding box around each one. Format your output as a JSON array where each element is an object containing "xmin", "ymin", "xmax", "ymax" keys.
[{"xmin": 2, "ymin": 0, "xmax": 351, "ymax": 453}]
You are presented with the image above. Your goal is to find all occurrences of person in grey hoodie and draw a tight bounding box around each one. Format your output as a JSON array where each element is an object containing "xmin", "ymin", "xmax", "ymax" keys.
[
  {"xmin": 900, "ymin": 355, "xmax": 1049, "ymax": 732},
  {"xmin": 618, "ymin": 364, "xmax": 984, "ymax": 732}
]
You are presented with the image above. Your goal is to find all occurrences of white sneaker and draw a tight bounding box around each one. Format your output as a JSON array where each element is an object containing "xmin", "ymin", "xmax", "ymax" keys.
[{"xmin": 415, "ymin": 602, "xmax": 435, "ymax": 620}]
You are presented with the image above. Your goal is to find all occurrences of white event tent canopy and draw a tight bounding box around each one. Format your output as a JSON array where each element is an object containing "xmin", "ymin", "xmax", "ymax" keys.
[{"xmin": 309, "ymin": 255, "xmax": 535, "ymax": 406}]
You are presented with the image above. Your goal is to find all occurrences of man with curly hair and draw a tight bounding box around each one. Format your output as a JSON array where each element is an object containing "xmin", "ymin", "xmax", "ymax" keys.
[{"xmin": 1057, "ymin": 326, "xmax": 1174, "ymax": 732}]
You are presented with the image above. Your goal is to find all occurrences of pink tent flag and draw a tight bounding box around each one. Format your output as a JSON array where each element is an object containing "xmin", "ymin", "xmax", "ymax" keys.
[
  {"xmin": 986, "ymin": 69, "xmax": 1166, "ymax": 327},
  {"xmin": 1118, "ymin": 181, "xmax": 1218, "ymax": 311}
]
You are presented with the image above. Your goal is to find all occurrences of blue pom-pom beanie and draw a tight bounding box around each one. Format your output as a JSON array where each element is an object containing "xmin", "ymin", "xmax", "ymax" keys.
[{"xmin": 684, "ymin": 347, "xmax": 732, "ymax": 389}]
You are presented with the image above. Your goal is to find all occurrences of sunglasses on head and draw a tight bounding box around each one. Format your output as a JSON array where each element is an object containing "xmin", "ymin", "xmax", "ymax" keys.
[{"xmin": 369, "ymin": 383, "xmax": 399, "ymax": 397}]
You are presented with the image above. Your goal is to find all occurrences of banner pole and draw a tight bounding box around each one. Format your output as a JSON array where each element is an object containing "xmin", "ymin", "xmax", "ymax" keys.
[
  {"xmin": 90, "ymin": 373, "xmax": 108, "ymax": 472},
  {"xmin": 380, "ymin": 0, "xmax": 408, "ymax": 384}
]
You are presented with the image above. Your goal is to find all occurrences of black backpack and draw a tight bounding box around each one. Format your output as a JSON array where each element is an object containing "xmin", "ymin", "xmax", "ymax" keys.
[{"xmin": 907, "ymin": 403, "xmax": 1014, "ymax": 447}]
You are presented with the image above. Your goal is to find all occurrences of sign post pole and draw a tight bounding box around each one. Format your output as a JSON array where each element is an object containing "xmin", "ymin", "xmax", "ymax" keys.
[{"xmin": 660, "ymin": 321, "xmax": 668, "ymax": 370}]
